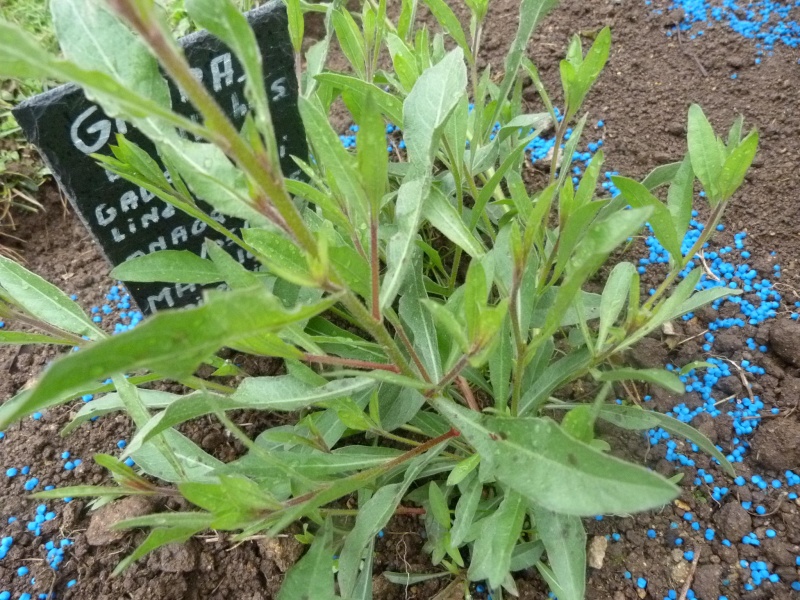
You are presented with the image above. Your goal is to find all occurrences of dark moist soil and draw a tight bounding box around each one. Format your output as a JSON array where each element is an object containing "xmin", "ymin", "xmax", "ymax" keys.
[{"xmin": 3, "ymin": 0, "xmax": 800, "ymax": 598}]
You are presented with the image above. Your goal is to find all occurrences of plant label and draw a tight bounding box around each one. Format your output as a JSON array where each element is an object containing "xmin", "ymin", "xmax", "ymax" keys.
[{"xmin": 12, "ymin": 0, "xmax": 306, "ymax": 315}]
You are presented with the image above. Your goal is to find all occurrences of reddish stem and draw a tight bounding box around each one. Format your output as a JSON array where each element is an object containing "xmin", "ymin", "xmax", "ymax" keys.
[
  {"xmin": 301, "ymin": 354, "xmax": 400, "ymax": 373},
  {"xmin": 456, "ymin": 376, "xmax": 480, "ymax": 411}
]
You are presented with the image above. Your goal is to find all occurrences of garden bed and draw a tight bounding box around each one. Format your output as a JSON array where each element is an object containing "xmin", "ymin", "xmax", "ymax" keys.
[{"xmin": 1, "ymin": 0, "xmax": 800, "ymax": 598}]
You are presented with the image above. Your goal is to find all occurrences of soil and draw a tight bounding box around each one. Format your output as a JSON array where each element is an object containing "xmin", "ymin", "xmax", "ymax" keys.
[{"xmin": 2, "ymin": 0, "xmax": 800, "ymax": 599}]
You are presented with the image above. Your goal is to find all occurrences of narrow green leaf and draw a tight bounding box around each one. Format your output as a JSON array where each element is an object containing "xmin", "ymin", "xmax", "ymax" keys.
[
  {"xmin": 489, "ymin": 0, "xmax": 558, "ymax": 131},
  {"xmin": 687, "ymin": 104, "xmax": 724, "ymax": 202},
  {"xmin": 0, "ymin": 287, "xmax": 338, "ymax": 429},
  {"xmin": 596, "ymin": 262, "xmax": 635, "ymax": 352},
  {"xmin": 420, "ymin": 0, "xmax": 470, "ymax": 56},
  {"xmin": 666, "ymin": 154, "xmax": 695, "ymax": 243},
  {"xmin": 446, "ymin": 454, "xmax": 480, "ymax": 487},
  {"xmin": 558, "ymin": 403, "xmax": 735, "ymax": 477},
  {"xmin": 315, "ymin": 73, "xmax": 403, "ymax": 124},
  {"xmin": 383, "ymin": 572, "xmax": 449, "ymax": 585},
  {"xmin": 113, "ymin": 526, "xmax": 205, "ymax": 576},
  {"xmin": 112, "ymin": 512, "xmax": 214, "ymax": 531},
  {"xmin": 402, "ymin": 48, "xmax": 467, "ymax": 167},
  {"xmin": 641, "ymin": 161, "xmax": 681, "ymax": 191},
  {"xmin": 428, "ymin": 482, "xmax": 451, "ymax": 529},
  {"xmin": 185, "ymin": 0, "xmax": 276, "ymax": 156},
  {"xmin": 612, "ymin": 176, "xmax": 682, "ymax": 263},
  {"xmin": 399, "ymin": 252, "xmax": 443, "ymax": 381},
  {"xmin": 31, "ymin": 485, "xmax": 138, "ymax": 499},
  {"xmin": 718, "ymin": 130, "xmax": 758, "ymax": 201},
  {"xmin": 357, "ymin": 93, "xmax": 388, "ymax": 210},
  {"xmin": 468, "ymin": 489, "xmax": 526, "ymax": 589},
  {"xmin": 332, "ymin": 7, "xmax": 367, "ymax": 78},
  {"xmin": 242, "ymin": 228, "xmax": 315, "ymax": 286},
  {"xmin": 204, "ymin": 240, "xmax": 262, "ymax": 290},
  {"xmin": 489, "ymin": 318, "xmax": 513, "ymax": 408},
  {"xmin": 0, "ymin": 256, "xmax": 103, "ymax": 339},
  {"xmin": 432, "ymin": 399, "xmax": 679, "ymax": 516},
  {"xmin": 111, "ymin": 250, "xmax": 222, "ymax": 284},
  {"xmin": 299, "ymin": 96, "xmax": 369, "ymax": 227},
  {"xmin": 565, "ymin": 27, "xmax": 610, "ymax": 121},
  {"xmin": 397, "ymin": 0, "xmax": 417, "ymax": 40},
  {"xmin": 727, "ymin": 115, "xmax": 744, "ymax": 150},
  {"xmin": 0, "ymin": 331, "xmax": 74, "ymax": 346},
  {"xmin": 597, "ymin": 368, "xmax": 685, "ymax": 395},
  {"xmin": 286, "ymin": 0, "xmax": 304, "ymax": 52},
  {"xmin": 385, "ymin": 33, "xmax": 420, "ymax": 92},
  {"xmin": 423, "ymin": 187, "xmax": 485, "ymax": 258},
  {"xmin": 531, "ymin": 504, "xmax": 585, "ymax": 600},
  {"xmin": 510, "ymin": 540, "xmax": 545, "ymax": 572},
  {"xmin": 236, "ymin": 375, "xmax": 374, "ymax": 412},
  {"xmin": 450, "ymin": 475, "xmax": 481, "ymax": 547},
  {"xmin": 338, "ymin": 452, "xmax": 439, "ymax": 597}
]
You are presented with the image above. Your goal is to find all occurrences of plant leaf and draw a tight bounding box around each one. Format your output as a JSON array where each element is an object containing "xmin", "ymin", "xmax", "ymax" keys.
[
  {"xmin": 596, "ymin": 368, "xmax": 685, "ymax": 395},
  {"xmin": 402, "ymin": 48, "xmax": 467, "ymax": 168},
  {"xmin": 489, "ymin": 0, "xmax": 558, "ymax": 130},
  {"xmin": 666, "ymin": 154, "xmax": 695, "ymax": 243},
  {"xmin": 467, "ymin": 489, "xmax": 526, "ymax": 589},
  {"xmin": 0, "ymin": 256, "xmax": 103, "ymax": 339},
  {"xmin": 0, "ymin": 287, "xmax": 338, "ymax": 429},
  {"xmin": 687, "ymin": 104, "xmax": 724, "ymax": 202},
  {"xmin": 432, "ymin": 399, "xmax": 679, "ymax": 516},
  {"xmin": 0, "ymin": 331, "xmax": 75, "ymax": 346},
  {"xmin": 398, "ymin": 252, "xmax": 443, "ymax": 381},
  {"xmin": 315, "ymin": 73, "xmax": 403, "ymax": 124},
  {"xmin": 596, "ymin": 262, "xmax": 635, "ymax": 351},
  {"xmin": 420, "ymin": 0, "xmax": 470, "ymax": 56},
  {"xmin": 337, "ymin": 451, "xmax": 440, "ymax": 598},
  {"xmin": 718, "ymin": 130, "xmax": 758, "ymax": 201},
  {"xmin": 185, "ymin": 0, "xmax": 277, "ymax": 158},
  {"xmin": 111, "ymin": 250, "xmax": 222, "ymax": 284},
  {"xmin": 112, "ymin": 526, "xmax": 203, "ymax": 576},
  {"xmin": 531, "ymin": 504, "xmax": 586, "ymax": 600},
  {"xmin": 423, "ymin": 187, "xmax": 485, "ymax": 257},
  {"xmin": 612, "ymin": 176, "xmax": 682, "ymax": 263},
  {"xmin": 555, "ymin": 403, "xmax": 735, "ymax": 477}
]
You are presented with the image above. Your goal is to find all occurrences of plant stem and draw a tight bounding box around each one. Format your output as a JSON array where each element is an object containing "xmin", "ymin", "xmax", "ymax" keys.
[
  {"xmin": 301, "ymin": 353, "xmax": 400, "ymax": 373},
  {"xmin": 549, "ymin": 118, "xmax": 569, "ymax": 184},
  {"xmin": 455, "ymin": 376, "xmax": 480, "ymax": 411},
  {"xmin": 181, "ymin": 376, "xmax": 236, "ymax": 395},
  {"xmin": 5, "ymin": 308, "xmax": 89, "ymax": 347},
  {"xmin": 339, "ymin": 292, "xmax": 416, "ymax": 378},
  {"xmin": 321, "ymin": 506, "xmax": 426, "ymax": 516},
  {"xmin": 385, "ymin": 308, "xmax": 432, "ymax": 383},
  {"xmin": 215, "ymin": 409, "xmax": 317, "ymax": 488},
  {"xmin": 643, "ymin": 200, "xmax": 727, "ymax": 311},
  {"xmin": 282, "ymin": 427, "xmax": 460, "ymax": 510},
  {"xmin": 111, "ymin": 1, "xmax": 318, "ymax": 256},
  {"xmin": 431, "ymin": 355, "xmax": 469, "ymax": 395}
]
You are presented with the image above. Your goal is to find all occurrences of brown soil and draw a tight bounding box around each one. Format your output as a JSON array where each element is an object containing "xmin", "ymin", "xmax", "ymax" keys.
[{"xmin": 2, "ymin": 0, "xmax": 800, "ymax": 599}]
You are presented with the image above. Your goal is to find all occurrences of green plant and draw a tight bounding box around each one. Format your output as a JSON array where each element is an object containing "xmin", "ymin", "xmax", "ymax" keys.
[{"xmin": 0, "ymin": 0, "xmax": 758, "ymax": 598}]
